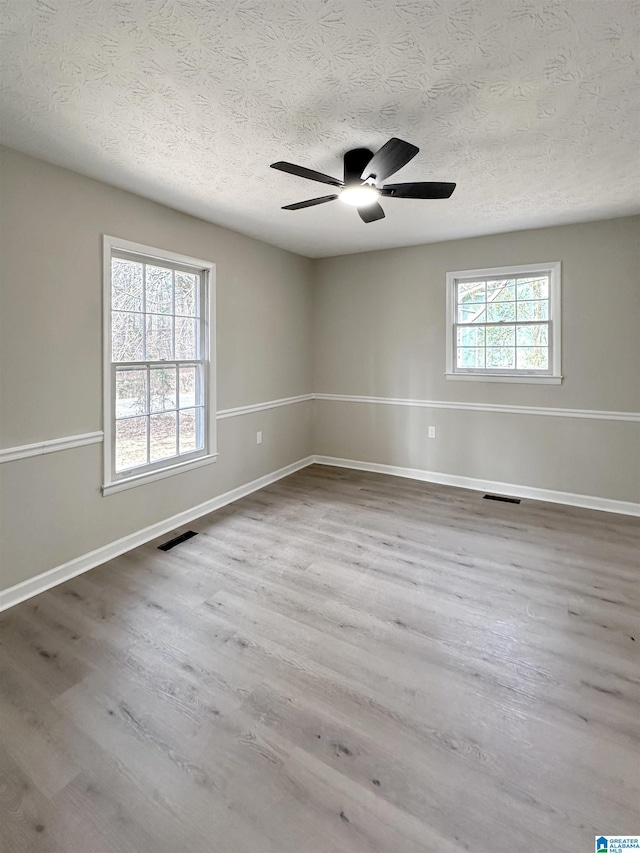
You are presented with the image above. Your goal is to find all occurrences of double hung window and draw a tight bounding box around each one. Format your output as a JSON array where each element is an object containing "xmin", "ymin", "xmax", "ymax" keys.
[
  {"xmin": 446, "ymin": 262, "xmax": 561, "ymax": 383},
  {"xmin": 103, "ymin": 237, "xmax": 216, "ymax": 494}
]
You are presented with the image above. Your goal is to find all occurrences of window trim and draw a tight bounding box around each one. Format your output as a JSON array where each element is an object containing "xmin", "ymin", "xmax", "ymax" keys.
[
  {"xmin": 445, "ymin": 261, "xmax": 562, "ymax": 384},
  {"xmin": 102, "ymin": 235, "xmax": 217, "ymax": 495}
]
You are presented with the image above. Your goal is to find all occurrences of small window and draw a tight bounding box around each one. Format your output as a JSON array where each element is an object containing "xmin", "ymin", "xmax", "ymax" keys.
[
  {"xmin": 103, "ymin": 237, "xmax": 216, "ymax": 495},
  {"xmin": 445, "ymin": 262, "xmax": 561, "ymax": 384}
]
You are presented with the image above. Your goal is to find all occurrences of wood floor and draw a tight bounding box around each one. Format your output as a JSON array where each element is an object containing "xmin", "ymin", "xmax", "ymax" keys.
[{"xmin": 1, "ymin": 465, "xmax": 638, "ymax": 853}]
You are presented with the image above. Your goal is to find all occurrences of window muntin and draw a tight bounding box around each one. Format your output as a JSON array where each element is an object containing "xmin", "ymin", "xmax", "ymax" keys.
[
  {"xmin": 104, "ymin": 239, "xmax": 215, "ymax": 491},
  {"xmin": 446, "ymin": 262, "xmax": 561, "ymax": 382}
]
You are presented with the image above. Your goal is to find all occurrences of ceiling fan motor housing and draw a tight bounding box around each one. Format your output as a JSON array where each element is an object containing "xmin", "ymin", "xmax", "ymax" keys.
[{"xmin": 344, "ymin": 148, "xmax": 374, "ymax": 186}]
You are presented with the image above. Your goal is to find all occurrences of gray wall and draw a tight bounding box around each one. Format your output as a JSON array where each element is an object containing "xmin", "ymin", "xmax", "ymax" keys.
[
  {"xmin": 313, "ymin": 217, "xmax": 640, "ymax": 503},
  {"xmin": 0, "ymin": 147, "xmax": 314, "ymax": 590},
  {"xmin": 1, "ymin": 146, "xmax": 638, "ymax": 596}
]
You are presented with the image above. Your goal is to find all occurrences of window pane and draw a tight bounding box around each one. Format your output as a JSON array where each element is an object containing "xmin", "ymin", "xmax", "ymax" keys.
[
  {"xmin": 487, "ymin": 279, "xmax": 515, "ymax": 302},
  {"xmin": 179, "ymin": 365, "xmax": 200, "ymax": 408},
  {"xmin": 112, "ymin": 259, "xmax": 143, "ymax": 312},
  {"xmin": 115, "ymin": 369, "xmax": 147, "ymax": 418},
  {"xmin": 485, "ymin": 325, "xmax": 515, "ymax": 346},
  {"xmin": 146, "ymin": 265, "xmax": 173, "ymax": 314},
  {"xmin": 517, "ymin": 300, "xmax": 548, "ymax": 321},
  {"xmin": 516, "ymin": 324, "xmax": 548, "ymax": 346},
  {"xmin": 179, "ymin": 408, "xmax": 203, "ymax": 454},
  {"xmin": 115, "ymin": 416, "xmax": 147, "ymax": 471},
  {"xmin": 176, "ymin": 272, "xmax": 198, "ymax": 317},
  {"xmin": 146, "ymin": 315, "xmax": 173, "ymax": 360},
  {"xmin": 486, "ymin": 302, "xmax": 516, "ymax": 323},
  {"xmin": 457, "ymin": 303, "xmax": 486, "ymax": 324},
  {"xmin": 112, "ymin": 311, "xmax": 144, "ymax": 362},
  {"xmin": 176, "ymin": 317, "xmax": 198, "ymax": 360},
  {"xmin": 516, "ymin": 347, "xmax": 548, "ymax": 370},
  {"xmin": 457, "ymin": 347, "xmax": 485, "ymax": 368},
  {"xmin": 458, "ymin": 281, "xmax": 486, "ymax": 303},
  {"xmin": 150, "ymin": 366, "xmax": 176, "ymax": 413},
  {"xmin": 457, "ymin": 326, "xmax": 484, "ymax": 346},
  {"xmin": 486, "ymin": 347, "xmax": 515, "ymax": 369},
  {"xmin": 516, "ymin": 277, "xmax": 548, "ymax": 301},
  {"xmin": 150, "ymin": 412, "xmax": 177, "ymax": 462}
]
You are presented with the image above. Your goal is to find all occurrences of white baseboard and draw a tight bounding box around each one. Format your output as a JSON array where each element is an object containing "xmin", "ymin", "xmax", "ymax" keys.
[
  {"xmin": 312, "ymin": 455, "xmax": 640, "ymax": 517},
  {"xmin": 0, "ymin": 456, "xmax": 315, "ymax": 613},
  {"xmin": 3, "ymin": 451, "xmax": 636, "ymax": 613}
]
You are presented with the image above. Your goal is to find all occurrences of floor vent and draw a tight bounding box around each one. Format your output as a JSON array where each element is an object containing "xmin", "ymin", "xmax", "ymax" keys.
[
  {"xmin": 158, "ymin": 530, "xmax": 199, "ymax": 551},
  {"xmin": 483, "ymin": 494, "xmax": 521, "ymax": 504}
]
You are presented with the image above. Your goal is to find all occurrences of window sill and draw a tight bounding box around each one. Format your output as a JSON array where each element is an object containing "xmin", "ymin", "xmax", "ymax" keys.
[
  {"xmin": 445, "ymin": 373, "xmax": 563, "ymax": 385},
  {"xmin": 102, "ymin": 453, "xmax": 218, "ymax": 496}
]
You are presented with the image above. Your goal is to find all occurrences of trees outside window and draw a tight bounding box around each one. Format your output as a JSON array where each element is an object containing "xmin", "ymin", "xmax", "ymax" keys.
[
  {"xmin": 103, "ymin": 237, "xmax": 216, "ymax": 494},
  {"xmin": 446, "ymin": 262, "xmax": 561, "ymax": 384}
]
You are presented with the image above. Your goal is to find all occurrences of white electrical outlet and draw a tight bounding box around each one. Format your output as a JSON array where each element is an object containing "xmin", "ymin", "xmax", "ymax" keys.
[
  {"xmin": 256, "ymin": 431, "xmax": 263, "ymax": 445},
  {"xmin": 428, "ymin": 426, "xmax": 436, "ymax": 439}
]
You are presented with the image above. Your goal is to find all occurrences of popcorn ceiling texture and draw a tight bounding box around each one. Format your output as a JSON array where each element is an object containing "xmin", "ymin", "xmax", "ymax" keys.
[{"xmin": 1, "ymin": 0, "xmax": 638, "ymax": 257}]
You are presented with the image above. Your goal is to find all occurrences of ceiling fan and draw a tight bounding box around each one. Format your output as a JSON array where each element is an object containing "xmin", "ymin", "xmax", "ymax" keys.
[{"xmin": 270, "ymin": 137, "xmax": 456, "ymax": 223}]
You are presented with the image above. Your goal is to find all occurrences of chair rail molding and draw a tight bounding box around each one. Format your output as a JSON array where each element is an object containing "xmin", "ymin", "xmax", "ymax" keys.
[
  {"xmin": 2, "ymin": 393, "xmax": 637, "ymax": 465},
  {"xmin": 216, "ymin": 394, "xmax": 313, "ymax": 419},
  {"xmin": 0, "ymin": 395, "xmax": 315, "ymax": 464},
  {"xmin": 0, "ymin": 394, "xmax": 640, "ymax": 464},
  {"xmin": 0, "ymin": 431, "xmax": 104, "ymax": 464},
  {"xmin": 313, "ymin": 393, "xmax": 640, "ymax": 422}
]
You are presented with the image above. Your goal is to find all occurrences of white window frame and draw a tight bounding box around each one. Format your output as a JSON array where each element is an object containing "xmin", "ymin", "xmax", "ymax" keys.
[
  {"xmin": 102, "ymin": 236, "xmax": 217, "ymax": 495},
  {"xmin": 445, "ymin": 261, "xmax": 562, "ymax": 384}
]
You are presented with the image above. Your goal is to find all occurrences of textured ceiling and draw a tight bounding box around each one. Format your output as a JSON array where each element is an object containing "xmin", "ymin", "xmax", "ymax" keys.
[{"xmin": 1, "ymin": 0, "xmax": 639, "ymax": 257}]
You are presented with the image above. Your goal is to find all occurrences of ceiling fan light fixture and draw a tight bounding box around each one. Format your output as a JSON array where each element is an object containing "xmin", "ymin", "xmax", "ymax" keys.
[{"xmin": 338, "ymin": 185, "xmax": 380, "ymax": 207}]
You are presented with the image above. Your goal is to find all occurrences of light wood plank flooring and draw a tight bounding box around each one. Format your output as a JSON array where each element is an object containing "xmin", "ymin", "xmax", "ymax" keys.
[{"xmin": 1, "ymin": 464, "xmax": 638, "ymax": 852}]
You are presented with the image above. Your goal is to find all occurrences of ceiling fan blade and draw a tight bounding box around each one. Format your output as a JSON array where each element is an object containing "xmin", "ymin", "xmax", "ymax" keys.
[
  {"xmin": 282, "ymin": 195, "xmax": 338, "ymax": 210},
  {"xmin": 358, "ymin": 202, "xmax": 385, "ymax": 223},
  {"xmin": 381, "ymin": 181, "xmax": 456, "ymax": 199},
  {"xmin": 271, "ymin": 161, "xmax": 343, "ymax": 187},
  {"xmin": 361, "ymin": 138, "xmax": 419, "ymax": 182}
]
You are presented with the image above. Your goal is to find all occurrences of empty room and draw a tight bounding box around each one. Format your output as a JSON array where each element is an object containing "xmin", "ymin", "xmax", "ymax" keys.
[{"xmin": 0, "ymin": 2, "xmax": 639, "ymax": 852}]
